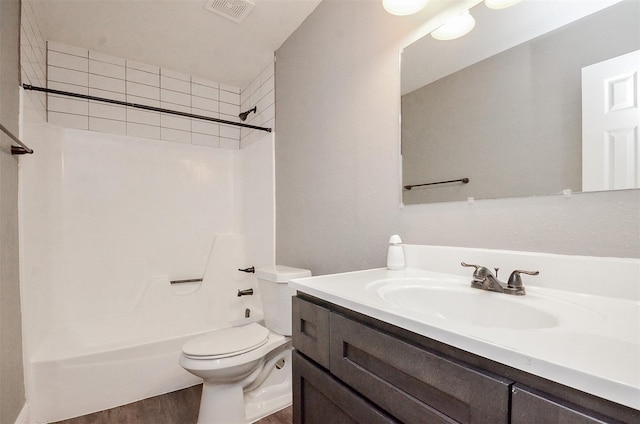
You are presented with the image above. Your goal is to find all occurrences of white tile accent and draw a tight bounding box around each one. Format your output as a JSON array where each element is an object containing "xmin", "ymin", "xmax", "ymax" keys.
[
  {"xmin": 192, "ymin": 76, "xmax": 219, "ymax": 88},
  {"xmin": 192, "ymin": 120, "xmax": 220, "ymax": 136},
  {"xmin": 48, "ymin": 80, "xmax": 89, "ymax": 95},
  {"xmin": 161, "ymin": 114, "xmax": 191, "ymax": 131},
  {"xmin": 192, "ymin": 133, "xmax": 220, "ymax": 148},
  {"xmin": 192, "ymin": 107, "xmax": 218, "ymax": 119},
  {"xmin": 48, "ymin": 66, "xmax": 89, "ymax": 87},
  {"xmin": 219, "ymin": 89, "xmax": 239, "ymax": 105},
  {"xmin": 39, "ymin": 41, "xmax": 253, "ymax": 149},
  {"xmin": 89, "ymin": 117, "xmax": 127, "ymax": 135},
  {"xmin": 126, "ymin": 60, "xmax": 159, "ymax": 74},
  {"xmin": 220, "ymin": 83, "xmax": 240, "ymax": 94},
  {"xmin": 48, "ymin": 111, "xmax": 89, "ymax": 130},
  {"xmin": 47, "ymin": 41, "xmax": 88, "ymax": 57},
  {"xmin": 89, "ymin": 51, "xmax": 126, "ymax": 66},
  {"xmin": 127, "ymin": 108, "xmax": 161, "ymax": 126},
  {"xmin": 89, "ymin": 74, "xmax": 126, "ymax": 93},
  {"xmin": 192, "ymin": 83, "xmax": 219, "ymax": 100},
  {"xmin": 89, "ymin": 102, "xmax": 126, "ymax": 121},
  {"xmin": 89, "ymin": 88, "xmax": 126, "ymax": 102},
  {"xmin": 161, "ymin": 76, "xmax": 190, "ymax": 93},
  {"xmin": 127, "ymin": 122, "xmax": 161, "ymax": 139},
  {"xmin": 220, "ymin": 102, "xmax": 240, "ymax": 117},
  {"xmin": 21, "ymin": 1, "xmax": 49, "ymax": 116},
  {"xmin": 160, "ymin": 89, "xmax": 190, "ymax": 106},
  {"xmin": 48, "ymin": 50, "xmax": 88, "ymax": 72},
  {"xmin": 90, "ymin": 60, "xmax": 125, "ymax": 79},
  {"xmin": 192, "ymin": 96, "xmax": 218, "ymax": 113},
  {"xmin": 127, "ymin": 95, "xmax": 160, "ymax": 108},
  {"xmin": 48, "ymin": 95, "xmax": 88, "ymax": 116},
  {"xmin": 127, "ymin": 81, "xmax": 160, "ymax": 100},
  {"xmin": 220, "ymin": 125, "xmax": 240, "ymax": 139},
  {"xmin": 161, "ymin": 128, "xmax": 191, "ymax": 144},
  {"xmin": 239, "ymin": 59, "xmax": 275, "ymax": 148}
]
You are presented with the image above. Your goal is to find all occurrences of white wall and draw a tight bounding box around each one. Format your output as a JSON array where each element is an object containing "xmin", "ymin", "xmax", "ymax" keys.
[{"xmin": 275, "ymin": 1, "xmax": 640, "ymax": 277}]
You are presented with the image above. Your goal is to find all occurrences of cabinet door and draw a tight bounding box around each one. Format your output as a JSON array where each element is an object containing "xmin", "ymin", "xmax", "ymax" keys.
[
  {"xmin": 330, "ymin": 313, "xmax": 512, "ymax": 424},
  {"xmin": 511, "ymin": 385, "xmax": 624, "ymax": 424},
  {"xmin": 293, "ymin": 351, "xmax": 398, "ymax": 424},
  {"xmin": 292, "ymin": 296, "xmax": 331, "ymax": 368}
]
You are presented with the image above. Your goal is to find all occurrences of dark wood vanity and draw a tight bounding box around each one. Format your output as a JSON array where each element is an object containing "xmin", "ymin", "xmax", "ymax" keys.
[{"xmin": 292, "ymin": 294, "xmax": 639, "ymax": 424}]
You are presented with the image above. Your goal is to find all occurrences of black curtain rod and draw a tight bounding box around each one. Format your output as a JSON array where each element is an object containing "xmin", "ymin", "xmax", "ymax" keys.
[
  {"xmin": 22, "ymin": 84, "xmax": 272, "ymax": 133},
  {"xmin": 0, "ymin": 122, "xmax": 34, "ymax": 155},
  {"xmin": 404, "ymin": 178, "xmax": 469, "ymax": 190}
]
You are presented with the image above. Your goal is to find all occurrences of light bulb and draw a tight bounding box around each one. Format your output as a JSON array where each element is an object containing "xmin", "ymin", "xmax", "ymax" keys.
[
  {"xmin": 383, "ymin": 0, "xmax": 429, "ymax": 16},
  {"xmin": 431, "ymin": 10, "xmax": 476, "ymax": 41}
]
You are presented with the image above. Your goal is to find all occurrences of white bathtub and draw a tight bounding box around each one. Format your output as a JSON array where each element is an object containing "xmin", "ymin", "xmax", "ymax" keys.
[{"xmin": 26, "ymin": 236, "xmax": 264, "ymax": 423}]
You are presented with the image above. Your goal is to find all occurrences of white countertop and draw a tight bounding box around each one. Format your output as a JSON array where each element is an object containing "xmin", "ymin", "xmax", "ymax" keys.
[{"xmin": 289, "ymin": 267, "xmax": 640, "ymax": 410}]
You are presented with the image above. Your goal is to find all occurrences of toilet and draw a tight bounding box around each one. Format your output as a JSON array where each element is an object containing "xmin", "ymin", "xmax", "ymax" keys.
[{"xmin": 179, "ymin": 265, "xmax": 311, "ymax": 424}]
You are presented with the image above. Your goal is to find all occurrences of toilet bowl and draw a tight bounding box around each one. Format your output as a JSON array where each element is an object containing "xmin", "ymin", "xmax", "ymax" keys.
[{"xmin": 179, "ymin": 265, "xmax": 311, "ymax": 424}]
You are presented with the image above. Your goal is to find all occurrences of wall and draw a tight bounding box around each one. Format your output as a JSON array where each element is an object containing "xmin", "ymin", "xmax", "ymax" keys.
[
  {"xmin": 0, "ymin": 0, "xmax": 26, "ymax": 422},
  {"xmin": 275, "ymin": 0, "xmax": 640, "ymax": 277}
]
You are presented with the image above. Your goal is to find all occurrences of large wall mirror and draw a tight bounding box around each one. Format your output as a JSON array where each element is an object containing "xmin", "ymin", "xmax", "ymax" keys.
[{"xmin": 401, "ymin": 0, "xmax": 639, "ymax": 205}]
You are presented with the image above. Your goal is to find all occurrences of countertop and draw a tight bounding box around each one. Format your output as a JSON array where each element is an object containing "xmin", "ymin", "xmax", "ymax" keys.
[{"xmin": 289, "ymin": 267, "xmax": 640, "ymax": 410}]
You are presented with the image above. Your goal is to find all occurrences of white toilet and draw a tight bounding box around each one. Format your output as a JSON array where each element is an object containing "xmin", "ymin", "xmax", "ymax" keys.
[{"xmin": 179, "ymin": 265, "xmax": 311, "ymax": 424}]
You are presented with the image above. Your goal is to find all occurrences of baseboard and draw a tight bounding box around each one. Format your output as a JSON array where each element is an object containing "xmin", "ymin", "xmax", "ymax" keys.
[{"xmin": 14, "ymin": 403, "xmax": 29, "ymax": 424}]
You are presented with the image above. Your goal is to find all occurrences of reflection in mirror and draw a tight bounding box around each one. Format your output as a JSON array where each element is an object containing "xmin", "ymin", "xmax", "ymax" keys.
[{"xmin": 401, "ymin": 0, "xmax": 639, "ymax": 205}]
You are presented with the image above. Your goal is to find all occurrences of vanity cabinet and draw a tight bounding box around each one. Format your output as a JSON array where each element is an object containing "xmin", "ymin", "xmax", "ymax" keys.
[
  {"xmin": 292, "ymin": 294, "xmax": 638, "ymax": 424},
  {"xmin": 293, "ymin": 296, "xmax": 511, "ymax": 423},
  {"xmin": 511, "ymin": 385, "xmax": 623, "ymax": 424}
]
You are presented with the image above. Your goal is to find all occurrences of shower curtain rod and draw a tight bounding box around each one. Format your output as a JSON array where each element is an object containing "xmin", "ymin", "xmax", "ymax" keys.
[
  {"xmin": 22, "ymin": 84, "xmax": 272, "ymax": 133},
  {"xmin": 0, "ymin": 121, "xmax": 34, "ymax": 155}
]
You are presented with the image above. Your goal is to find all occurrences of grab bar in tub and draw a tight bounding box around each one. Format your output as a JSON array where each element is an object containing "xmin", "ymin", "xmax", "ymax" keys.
[{"xmin": 170, "ymin": 278, "xmax": 203, "ymax": 284}]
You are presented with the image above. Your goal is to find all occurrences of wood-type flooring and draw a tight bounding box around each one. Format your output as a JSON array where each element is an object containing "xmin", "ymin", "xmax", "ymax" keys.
[{"xmin": 52, "ymin": 384, "xmax": 292, "ymax": 424}]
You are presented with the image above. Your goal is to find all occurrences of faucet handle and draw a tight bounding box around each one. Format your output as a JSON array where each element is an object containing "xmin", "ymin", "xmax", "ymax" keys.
[
  {"xmin": 461, "ymin": 262, "xmax": 494, "ymax": 279},
  {"xmin": 507, "ymin": 269, "xmax": 539, "ymax": 288}
]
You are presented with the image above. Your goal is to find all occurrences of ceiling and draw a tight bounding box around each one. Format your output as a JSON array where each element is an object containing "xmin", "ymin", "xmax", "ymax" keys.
[{"xmin": 33, "ymin": 0, "xmax": 322, "ymax": 89}]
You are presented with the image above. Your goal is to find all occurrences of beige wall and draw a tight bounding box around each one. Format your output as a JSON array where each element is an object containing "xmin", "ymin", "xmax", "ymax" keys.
[
  {"xmin": 275, "ymin": 1, "xmax": 640, "ymax": 277},
  {"xmin": 0, "ymin": 0, "xmax": 26, "ymax": 422}
]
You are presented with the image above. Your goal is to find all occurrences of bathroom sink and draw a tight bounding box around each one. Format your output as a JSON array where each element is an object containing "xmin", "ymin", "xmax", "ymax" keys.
[{"xmin": 369, "ymin": 278, "xmax": 559, "ymax": 330}]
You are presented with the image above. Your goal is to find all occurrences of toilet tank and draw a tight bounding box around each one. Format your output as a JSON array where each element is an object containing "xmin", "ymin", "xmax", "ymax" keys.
[{"xmin": 255, "ymin": 265, "xmax": 311, "ymax": 336}]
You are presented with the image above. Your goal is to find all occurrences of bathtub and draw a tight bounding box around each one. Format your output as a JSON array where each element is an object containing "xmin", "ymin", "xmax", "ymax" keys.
[{"xmin": 27, "ymin": 236, "xmax": 264, "ymax": 423}]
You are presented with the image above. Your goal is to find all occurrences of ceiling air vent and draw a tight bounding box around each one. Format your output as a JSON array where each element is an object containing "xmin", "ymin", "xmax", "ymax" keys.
[{"xmin": 205, "ymin": 0, "xmax": 255, "ymax": 24}]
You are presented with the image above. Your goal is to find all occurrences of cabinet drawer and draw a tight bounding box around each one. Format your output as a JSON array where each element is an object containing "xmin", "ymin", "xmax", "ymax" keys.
[
  {"xmin": 292, "ymin": 296, "xmax": 330, "ymax": 368},
  {"xmin": 330, "ymin": 313, "xmax": 512, "ymax": 424},
  {"xmin": 293, "ymin": 351, "xmax": 397, "ymax": 424},
  {"xmin": 511, "ymin": 385, "xmax": 624, "ymax": 424}
]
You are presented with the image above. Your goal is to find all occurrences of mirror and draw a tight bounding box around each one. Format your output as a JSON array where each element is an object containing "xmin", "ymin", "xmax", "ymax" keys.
[{"xmin": 401, "ymin": 0, "xmax": 639, "ymax": 204}]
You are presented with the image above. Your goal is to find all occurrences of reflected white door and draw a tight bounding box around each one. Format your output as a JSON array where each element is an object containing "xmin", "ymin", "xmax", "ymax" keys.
[{"xmin": 582, "ymin": 49, "xmax": 640, "ymax": 192}]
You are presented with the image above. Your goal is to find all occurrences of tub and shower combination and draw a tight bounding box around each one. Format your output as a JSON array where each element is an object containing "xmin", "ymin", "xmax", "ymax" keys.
[{"xmin": 27, "ymin": 236, "xmax": 268, "ymax": 423}]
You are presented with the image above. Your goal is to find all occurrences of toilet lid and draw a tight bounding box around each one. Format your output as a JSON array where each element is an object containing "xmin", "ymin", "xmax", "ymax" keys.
[{"xmin": 182, "ymin": 323, "xmax": 269, "ymax": 358}]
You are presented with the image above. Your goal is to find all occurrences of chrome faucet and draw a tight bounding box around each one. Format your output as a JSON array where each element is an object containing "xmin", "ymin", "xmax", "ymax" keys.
[{"xmin": 461, "ymin": 262, "xmax": 538, "ymax": 296}]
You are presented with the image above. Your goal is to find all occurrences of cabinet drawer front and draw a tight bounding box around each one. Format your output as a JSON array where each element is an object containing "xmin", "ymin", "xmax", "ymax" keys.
[
  {"xmin": 293, "ymin": 351, "xmax": 398, "ymax": 424},
  {"xmin": 330, "ymin": 313, "xmax": 511, "ymax": 424},
  {"xmin": 292, "ymin": 296, "xmax": 331, "ymax": 368},
  {"xmin": 511, "ymin": 385, "xmax": 624, "ymax": 424}
]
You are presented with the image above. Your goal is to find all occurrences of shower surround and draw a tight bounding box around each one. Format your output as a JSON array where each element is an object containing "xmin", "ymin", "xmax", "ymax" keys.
[{"xmin": 19, "ymin": 90, "xmax": 275, "ymax": 422}]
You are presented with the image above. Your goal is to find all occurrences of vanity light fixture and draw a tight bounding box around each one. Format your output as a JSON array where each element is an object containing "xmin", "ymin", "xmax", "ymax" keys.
[
  {"xmin": 431, "ymin": 10, "xmax": 476, "ymax": 40},
  {"xmin": 485, "ymin": 0, "xmax": 522, "ymax": 10},
  {"xmin": 383, "ymin": 0, "xmax": 429, "ymax": 16}
]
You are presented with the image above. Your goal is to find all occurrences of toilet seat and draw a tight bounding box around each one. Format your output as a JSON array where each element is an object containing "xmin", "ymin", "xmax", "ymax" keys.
[{"xmin": 182, "ymin": 323, "xmax": 269, "ymax": 360}]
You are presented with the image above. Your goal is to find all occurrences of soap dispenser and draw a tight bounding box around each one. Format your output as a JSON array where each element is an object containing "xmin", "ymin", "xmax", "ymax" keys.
[{"xmin": 387, "ymin": 235, "xmax": 405, "ymax": 270}]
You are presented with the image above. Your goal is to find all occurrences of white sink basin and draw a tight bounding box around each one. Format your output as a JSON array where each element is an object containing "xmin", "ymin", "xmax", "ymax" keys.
[{"xmin": 369, "ymin": 277, "xmax": 559, "ymax": 329}]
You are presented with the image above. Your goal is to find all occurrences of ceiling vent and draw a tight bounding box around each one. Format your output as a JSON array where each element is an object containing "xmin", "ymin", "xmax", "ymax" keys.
[{"xmin": 205, "ymin": 0, "xmax": 255, "ymax": 24}]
